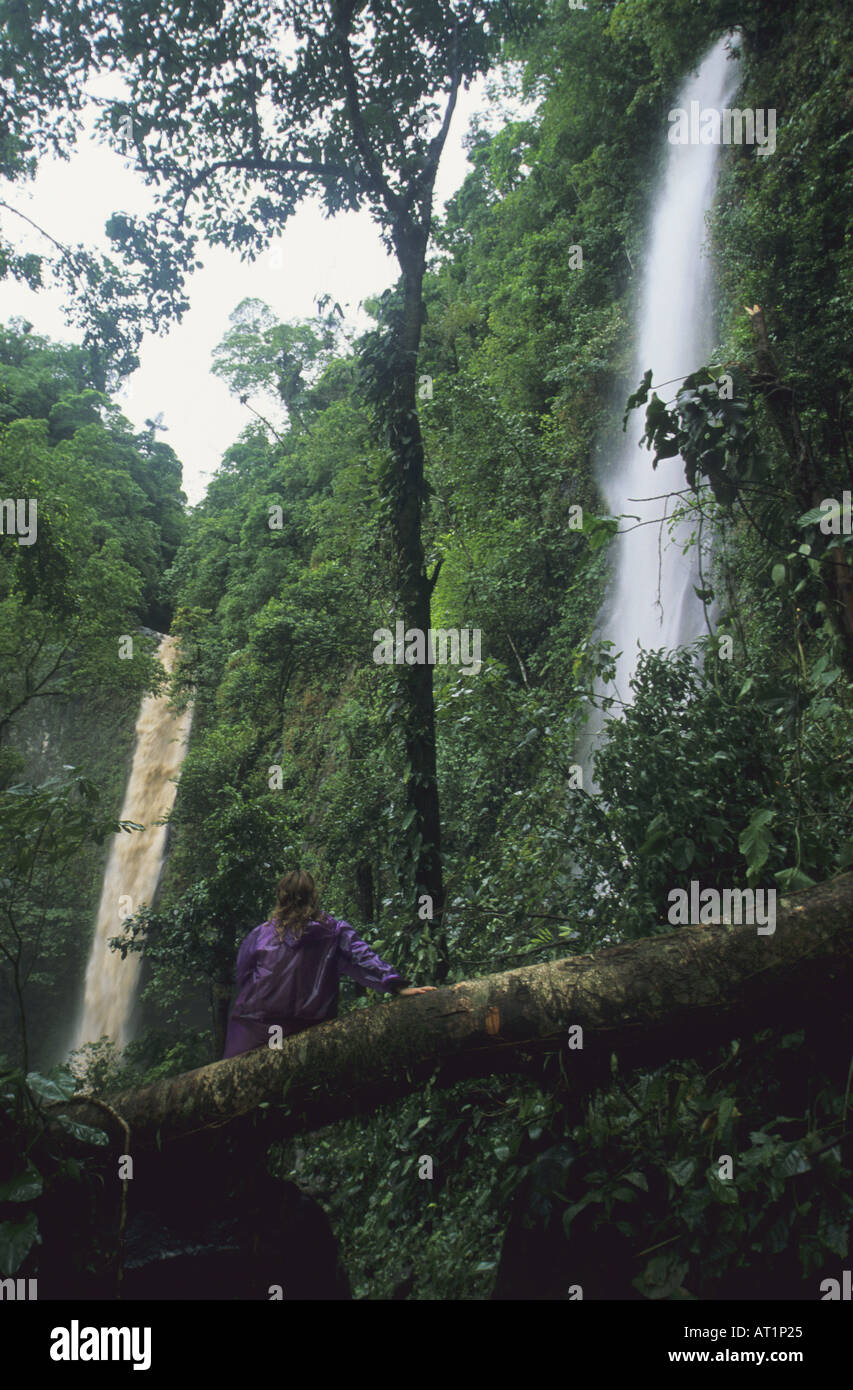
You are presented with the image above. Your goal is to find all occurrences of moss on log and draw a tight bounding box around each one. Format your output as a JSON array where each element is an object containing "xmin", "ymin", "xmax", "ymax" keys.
[{"xmin": 54, "ymin": 872, "xmax": 853, "ymax": 1151}]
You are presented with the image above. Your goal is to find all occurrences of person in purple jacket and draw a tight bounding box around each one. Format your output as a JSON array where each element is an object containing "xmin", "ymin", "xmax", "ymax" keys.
[{"xmin": 223, "ymin": 869, "xmax": 435, "ymax": 1058}]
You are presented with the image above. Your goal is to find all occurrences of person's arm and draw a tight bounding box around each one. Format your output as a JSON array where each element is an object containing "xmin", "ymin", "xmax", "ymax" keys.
[{"xmin": 335, "ymin": 920, "xmax": 420, "ymax": 993}]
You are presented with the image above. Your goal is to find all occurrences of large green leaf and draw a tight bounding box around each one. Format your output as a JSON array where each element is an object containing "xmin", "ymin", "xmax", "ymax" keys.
[
  {"xmin": 53, "ymin": 1114, "xmax": 109, "ymax": 1146},
  {"xmin": 0, "ymin": 1166, "xmax": 43, "ymax": 1203},
  {"xmin": 738, "ymin": 808, "xmax": 775, "ymax": 884},
  {"xmin": 26, "ymin": 1069, "xmax": 77, "ymax": 1105},
  {"xmin": 0, "ymin": 1213, "xmax": 38, "ymax": 1273}
]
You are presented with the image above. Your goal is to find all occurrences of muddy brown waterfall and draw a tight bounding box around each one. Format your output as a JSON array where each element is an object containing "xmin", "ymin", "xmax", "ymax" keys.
[{"xmin": 71, "ymin": 635, "xmax": 192, "ymax": 1053}]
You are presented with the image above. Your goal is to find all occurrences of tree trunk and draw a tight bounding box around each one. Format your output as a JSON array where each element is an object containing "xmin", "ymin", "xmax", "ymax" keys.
[
  {"xmin": 210, "ymin": 979, "xmax": 232, "ymax": 1059},
  {"xmin": 382, "ymin": 243, "xmax": 447, "ymax": 976},
  {"xmin": 53, "ymin": 872, "xmax": 853, "ymax": 1152}
]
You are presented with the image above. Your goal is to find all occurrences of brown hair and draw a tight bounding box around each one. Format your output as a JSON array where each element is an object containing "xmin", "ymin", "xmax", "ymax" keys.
[{"xmin": 271, "ymin": 870, "xmax": 327, "ymax": 940}]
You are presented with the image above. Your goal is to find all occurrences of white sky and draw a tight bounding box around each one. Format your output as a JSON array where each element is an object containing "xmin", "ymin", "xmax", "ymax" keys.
[{"xmin": 0, "ymin": 74, "xmax": 505, "ymax": 505}]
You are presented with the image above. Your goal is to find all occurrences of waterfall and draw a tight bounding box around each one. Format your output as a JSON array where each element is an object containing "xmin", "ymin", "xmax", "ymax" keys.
[
  {"xmin": 584, "ymin": 38, "xmax": 740, "ymax": 761},
  {"xmin": 71, "ymin": 635, "xmax": 193, "ymax": 1052}
]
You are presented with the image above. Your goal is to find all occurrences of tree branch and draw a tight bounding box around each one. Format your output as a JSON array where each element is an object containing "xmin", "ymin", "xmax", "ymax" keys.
[
  {"xmin": 329, "ymin": 8, "xmax": 408, "ymax": 225},
  {"xmin": 172, "ymin": 154, "xmax": 359, "ymax": 223},
  {"xmin": 406, "ymin": 17, "xmax": 463, "ymax": 217}
]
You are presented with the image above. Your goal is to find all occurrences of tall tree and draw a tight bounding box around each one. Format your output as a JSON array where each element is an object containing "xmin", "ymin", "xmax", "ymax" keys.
[{"xmin": 2, "ymin": 0, "xmax": 534, "ymax": 974}]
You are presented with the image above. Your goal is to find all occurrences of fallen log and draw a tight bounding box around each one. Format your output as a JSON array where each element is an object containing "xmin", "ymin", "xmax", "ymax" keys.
[{"xmin": 55, "ymin": 872, "xmax": 853, "ymax": 1151}]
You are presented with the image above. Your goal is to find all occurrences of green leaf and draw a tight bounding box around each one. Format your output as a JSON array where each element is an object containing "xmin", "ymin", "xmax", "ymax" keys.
[
  {"xmin": 638, "ymin": 812, "xmax": 670, "ymax": 857},
  {"xmin": 707, "ymin": 1174, "xmax": 739, "ymax": 1205},
  {"xmin": 739, "ymin": 808, "xmax": 775, "ymax": 884},
  {"xmin": 737, "ymin": 676, "xmax": 754, "ymax": 700},
  {"xmin": 667, "ymin": 1158, "xmax": 696, "ymax": 1188},
  {"xmin": 774, "ymin": 867, "xmax": 817, "ymax": 892},
  {"xmin": 0, "ymin": 1213, "xmax": 38, "ymax": 1273},
  {"xmin": 55, "ymin": 1115, "xmax": 109, "ymax": 1146},
  {"xmin": 634, "ymin": 1253, "xmax": 690, "ymax": 1300},
  {"xmin": 766, "ymin": 1214, "xmax": 793, "ymax": 1254},
  {"xmin": 625, "ymin": 1171, "xmax": 648, "ymax": 1192},
  {"xmin": 671, "ymin": 837, "xmax": 695, "ymax": 871},
  {"xmin": 26, "ymin": 1069, "xmax": 77, "ymax": 1105},
  {"xmin": 562, "ymin": 1193, "xmax": 594, "ymax": 1234},
  {"xmin": 779, "ymin": 1147, "xmax": 810, "ymax": 1177},
  {"xmin": 0, "ymin": 1166, "xmax": 43, "ymax": 1203},
  {"xmin": 800, "ymin": 500, "xmax": 843, "ymax": 531},
  {"xmin": 716, "ymin": 1096, "xmax": 735, "ymax": 1135},
  {"xmin": 820, "ymin": 1219, "xmax": 849, "ymax": 1259}
]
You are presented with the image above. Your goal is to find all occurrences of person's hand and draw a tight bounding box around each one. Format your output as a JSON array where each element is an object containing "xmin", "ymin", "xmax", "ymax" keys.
[{"xmin": 398, "ymin": 986, "xmax": 437, "ymax": 996}]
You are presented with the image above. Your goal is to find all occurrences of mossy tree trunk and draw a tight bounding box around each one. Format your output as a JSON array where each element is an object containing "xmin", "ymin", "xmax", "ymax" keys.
[{"xmin": 53, "ymin": 873, "xmax": 853, "ymax": 1153}]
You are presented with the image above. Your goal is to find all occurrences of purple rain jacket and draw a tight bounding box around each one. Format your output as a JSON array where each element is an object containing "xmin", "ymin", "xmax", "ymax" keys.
[{"xmin": 222, "ymin": 913, "xmax": 408, "ymax": 1059}]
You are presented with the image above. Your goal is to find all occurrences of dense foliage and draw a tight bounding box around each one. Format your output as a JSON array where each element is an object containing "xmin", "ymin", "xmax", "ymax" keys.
[
  {"xmin": 1, "ymin": 0, "xmax": 851, "ymax": 1299},
  {"xmin": 0, "ymin": 324, "xmax": 187, "ymax": 1066}
]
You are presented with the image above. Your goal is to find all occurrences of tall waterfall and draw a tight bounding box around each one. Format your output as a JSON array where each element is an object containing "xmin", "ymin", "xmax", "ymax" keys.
[
  {"xmin": 71, "ymin": 635, "xmax": 192, "ymax": 1052},
  {"xmin": 586, "ymin": 38, "xmax": 739, "ymax": 754}
]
